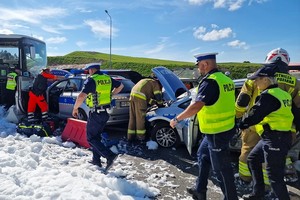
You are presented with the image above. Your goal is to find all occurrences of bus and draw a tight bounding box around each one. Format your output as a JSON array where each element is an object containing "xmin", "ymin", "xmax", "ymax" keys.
[{"xmin": 0, "ymin": 34, "xmax": 47, "ymax": 118}]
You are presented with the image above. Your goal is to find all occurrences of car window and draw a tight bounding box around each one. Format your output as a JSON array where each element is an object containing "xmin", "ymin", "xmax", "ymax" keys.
[
  {"xmin": 119, "ymin": 79, "xmax": 134, "ymax": 93},
  {"xmin": 65, "ymin": 79, "xmax": 82, "ymax": 92},
  {"xmin": 55, "ymin": 80, "xmax": 68, "ymax": 89}
]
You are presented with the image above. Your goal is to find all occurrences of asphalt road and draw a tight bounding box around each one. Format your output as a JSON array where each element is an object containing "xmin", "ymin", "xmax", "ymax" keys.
[{"xmin": 104, "ymin": 124, "xmax": 300, "ymax": 200}]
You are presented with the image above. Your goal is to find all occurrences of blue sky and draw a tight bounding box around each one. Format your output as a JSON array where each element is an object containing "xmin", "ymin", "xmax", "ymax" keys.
[{"xmin": 1, "ymin": 0, "xmax": 299, "ymax": 64}]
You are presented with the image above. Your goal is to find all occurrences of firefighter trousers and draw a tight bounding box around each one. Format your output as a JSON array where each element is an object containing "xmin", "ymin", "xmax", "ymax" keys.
[
  {"xmin": 127, "ymin": 96, "xmax": 147, "ymax": 141},
  {"xmin": 239, "ymin": 127, "xmax": 261, "ymax": 182},
  {"xmin": 27, "ymin": 91, "xmax": 49, "ymax": 121}
]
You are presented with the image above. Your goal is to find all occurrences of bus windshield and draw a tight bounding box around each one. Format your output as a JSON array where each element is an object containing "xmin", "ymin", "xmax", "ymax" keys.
[{"xmin": 0, "ymin": 35, "xmax": 47, "ymax": 77}]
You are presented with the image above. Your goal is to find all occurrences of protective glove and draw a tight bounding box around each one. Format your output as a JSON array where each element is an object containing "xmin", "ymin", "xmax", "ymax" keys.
[{"xmin": 157, "ymin": 103, "xmax": 164, "ymax": 108}]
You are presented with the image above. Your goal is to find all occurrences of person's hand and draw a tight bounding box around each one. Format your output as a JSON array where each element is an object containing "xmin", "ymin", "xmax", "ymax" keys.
[
  {"xmin": 170, "ymin": 118, "xmax": 177, "ymax": 128},
  {"xmin": 72, "ymin": 108, "xmax": 78, "ymax": 118}
]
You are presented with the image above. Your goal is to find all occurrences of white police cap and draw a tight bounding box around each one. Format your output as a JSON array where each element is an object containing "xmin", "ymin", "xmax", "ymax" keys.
[
  {"xmin": 194, "ymin": 52, "xmax": 218, "ymax": 62},
  {"xmin": 83, "ymin": 63, "xmax": 101, "ymax": 70}
]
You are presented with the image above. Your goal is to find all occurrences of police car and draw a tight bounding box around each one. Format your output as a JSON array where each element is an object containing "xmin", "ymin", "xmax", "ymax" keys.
[
  {"xmin": 14, "ymin": 69, "xmax": 139, "ymax": 125},
  {"xmin": 46, "ymin": 73, "xmax": 135, "ymax": 125},
  {"xmin": 146, "ymin": 66, "xmax": 245, "ymax": 154}
]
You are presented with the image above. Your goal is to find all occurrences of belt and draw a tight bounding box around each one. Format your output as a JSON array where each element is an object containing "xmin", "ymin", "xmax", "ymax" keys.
[
  {"xmin": 90, "ymin": 105, "xmax": 110, "ymax": 113},
  {"xmin": 94, "ymin": 109, "xmax": 106, "ymax": 113}
]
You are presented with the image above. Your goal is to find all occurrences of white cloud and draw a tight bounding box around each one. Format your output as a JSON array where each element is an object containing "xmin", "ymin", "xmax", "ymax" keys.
[
  {"xmin": 0, "ymin": 7, "xmax": 66, "ymax": 24},
  {"xmin": 75, "ymin": 7, "xmax": 93, "ymax": 13},
  {"xmin": 190, "ymin": 47, "xmax": 202, "ymax": 53},
  {"xmin": 227, "ymin": 39, "xmax": 249, "ymax": 49},
  {"xmin": 42, "ymin": 26, "xmax": 62, "ymax": 34},
  {"xmin": 193, "ymin": 26, "xmax": 232, "ymax": 41},
  {"xmin": 42, "ymin": 24, "xmax": 80, "ymax": 34},
  {"xmin": 45, "ymin": 37, "xmax": 67, "ymax": 44},
  {"xmin": 32, "ymin": 35, "xmax": 45, "ymax": 42},
  {"xmin": 144, "ymin": 37, "xmax": 169, "ymax": 55},
  {"xmin": 188, "ymin": 0, "xmax": 251, "ymax": 11},
  {"xmin": 177, "ymin": 27, "xmax": 191, "ymax": 34},
  {"xmin": 249, "ymin": 0, "xmax": 269, "ymax": 5},
  {"xmin": 193, "ymin": 26, "xmax": 206, "ymax": 35},
  {"xmin": 187, "ymin": 0, "xmax": 212, "ymax": 6},
  {"xmin": 76, "ymin": 41, "xmax": 87, "ymax": 48},
  {"xmin": 84, "ymin": 20, "xmax": 118, "ymax": 39},
  {"xmin": 0, "ymin": 29, "xmax": 14, "ymax": 34},
  {"xmin": 214, "ymin": 0, "xmax": 227, "ymax": 8},
  {"xmin": 228, "ymin": 0, "xmax": 245, "ymax": 11},
  {"xmin": 0, "ymin": 22, "xmax": 30, "ymax": 30},
  {"xmin": 211, "ymin": 24, "xmax": 219, "ymax": 29}
]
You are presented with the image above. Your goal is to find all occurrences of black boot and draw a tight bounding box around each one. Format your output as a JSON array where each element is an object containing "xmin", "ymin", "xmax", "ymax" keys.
[
  {"xmin": 186, "ymin": 187, "xmax": 206, "ymax": 200},
  {"xmin": 242, "ymin": 193, "xmax": 264, "ymax": 200}
]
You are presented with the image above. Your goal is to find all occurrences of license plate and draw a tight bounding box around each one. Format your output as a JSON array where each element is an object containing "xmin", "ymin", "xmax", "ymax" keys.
[{"xmin": 120, "ymin": 101, "xmax": 130, "ymax": 107}]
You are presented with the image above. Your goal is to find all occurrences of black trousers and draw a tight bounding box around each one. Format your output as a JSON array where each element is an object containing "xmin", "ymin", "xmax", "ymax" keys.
[
  {"xmin": 86, "ymin": 111, "xmax": 114, "ymax": 162},
  {"xmin": 247, "ymin": 131, "xmax": 292, "ymax": 200},
  {"xmin": 5, "ymin": 89, "xmax": 16, "ymax": 110}
]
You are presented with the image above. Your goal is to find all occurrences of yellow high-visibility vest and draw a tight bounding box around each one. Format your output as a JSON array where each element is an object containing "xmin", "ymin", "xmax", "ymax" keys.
[{"xmin": 197, "ymin": 72, "xmax": 236, "ymax": 134}]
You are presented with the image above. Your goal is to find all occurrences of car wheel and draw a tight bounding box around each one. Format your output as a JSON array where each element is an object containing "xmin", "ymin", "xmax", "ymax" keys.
[
  {"xmin": 77, "ymin": 108, "xmax": 88, "ymax": 121},
  {"xmin": 151, "ymin": 122, "xmax": 180, "ymax": 148}
]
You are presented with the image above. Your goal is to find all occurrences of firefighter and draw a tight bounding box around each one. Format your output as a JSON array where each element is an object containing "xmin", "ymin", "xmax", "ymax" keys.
[
  {"xmin": 5, "ymin": 67, "xmax": 21, "ymax": 110},
  {"xmin": 170, "ymin": 53, "xmax": 238, "ymax": 200},
  {"xmin": 235, "ymin": 48, "xmax": 300, "ymax": 185},
  {"xmin": 72, "ymin": 63, "xmax": 124, "ymax": 171},
  {"xmin": 27, "ymin": 68, "xmax": 63, "ymax": 122},
  {"xmin": 127, "ymin": 76, "xmax": 163, "ymax": 143},
  {"xmin": 239, "ymin": 66, "xmax": 293, "ymax": 200}
]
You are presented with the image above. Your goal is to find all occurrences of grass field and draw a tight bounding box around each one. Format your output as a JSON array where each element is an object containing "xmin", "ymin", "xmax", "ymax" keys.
[{"xmin": 48, "ymin": 51, "xmax": 261, "ymax": 79}]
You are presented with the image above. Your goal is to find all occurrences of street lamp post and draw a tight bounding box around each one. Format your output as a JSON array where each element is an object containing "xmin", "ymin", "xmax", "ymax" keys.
[{"xmin": 105, "ymin": 10, "xmax": 112, "ymax": 69}]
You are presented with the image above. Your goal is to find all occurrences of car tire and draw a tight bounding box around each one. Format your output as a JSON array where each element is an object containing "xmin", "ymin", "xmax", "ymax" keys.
[
  {"xmin": 77, "ymin": 108, "xmax": 88, "ymax": 121},
  {"xmin": 151, "ymin": 122, "xmax": 180, "ymax": 148}
]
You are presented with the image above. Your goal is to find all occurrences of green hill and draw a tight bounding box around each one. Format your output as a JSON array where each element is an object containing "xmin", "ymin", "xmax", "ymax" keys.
[{"xmin": 48, "ymin": 51, "xmax": 261, "ymax": 79}]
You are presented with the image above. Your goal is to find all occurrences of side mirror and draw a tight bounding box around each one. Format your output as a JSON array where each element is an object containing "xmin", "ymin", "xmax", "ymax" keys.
[{"xmin": 30, "ymin": 46, "xmax": 36, "ymax": 59}]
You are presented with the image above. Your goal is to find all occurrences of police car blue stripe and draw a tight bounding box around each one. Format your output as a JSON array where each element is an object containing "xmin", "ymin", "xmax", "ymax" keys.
[{"xmin": 59, "ymin": 97, "xmax": 76, "ymax": 104}]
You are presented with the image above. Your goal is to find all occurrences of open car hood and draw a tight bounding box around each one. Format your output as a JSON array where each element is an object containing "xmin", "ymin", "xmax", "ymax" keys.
[{"xmin": 152, "ymin": 66, "xmax": 189, "ymax": 101}]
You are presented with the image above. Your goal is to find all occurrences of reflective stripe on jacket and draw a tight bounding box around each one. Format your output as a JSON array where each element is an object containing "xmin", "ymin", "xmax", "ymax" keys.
[
  {"xmin": 255, "ymin": 88, "xmax": 293, "ymax": 135},
  {"xmin": 6, "ymin": 72, "xmax": 17, "ymax": 90},
  {"xmin": 197, "ymin": 72, "xmax": 236, "ymax": 134},
  {"xmin": 235, "ymin": 79, "xmax": 260, "ymax": 116},
  {"xmin": 130, "ymin": 78, "xmax": 162, "ymax": 105},
  {"xmin": 86, "ymin": 74, "xmax": 112, "ymax": 108}
]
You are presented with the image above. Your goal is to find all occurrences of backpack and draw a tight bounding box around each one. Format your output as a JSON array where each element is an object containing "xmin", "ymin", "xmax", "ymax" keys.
[{"xmin": 17, "ymin": 122, "xmax": 52, "ymax": 137}]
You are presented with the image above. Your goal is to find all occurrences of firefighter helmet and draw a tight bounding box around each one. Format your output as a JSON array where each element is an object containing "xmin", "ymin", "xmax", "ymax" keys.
[{"xmin": 265, "ymin": 48, "xmax": 290, "ymax": 65}]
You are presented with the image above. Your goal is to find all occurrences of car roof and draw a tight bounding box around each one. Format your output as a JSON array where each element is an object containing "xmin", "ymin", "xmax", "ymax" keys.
[
  {"xmin": 233, "ymin": 78, "xmax": 246, "ymax": 88},
  {"xmin": 65, "ymin": 68, "xmax": 143, "ymax": 84}
]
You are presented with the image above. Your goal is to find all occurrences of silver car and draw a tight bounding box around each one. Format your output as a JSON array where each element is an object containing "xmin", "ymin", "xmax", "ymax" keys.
[{"xmin": 146, "ymin": 67, "xmax": 245, "ymax": 154}]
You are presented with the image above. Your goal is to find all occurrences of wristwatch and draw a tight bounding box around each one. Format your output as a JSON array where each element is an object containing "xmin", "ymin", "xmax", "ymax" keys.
[{"xmin": 173, "ymin": 117, "xmax": 180, "ymax": 123}]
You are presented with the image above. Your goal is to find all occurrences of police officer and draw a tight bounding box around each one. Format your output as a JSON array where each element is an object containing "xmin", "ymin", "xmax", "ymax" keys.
[
  {"xmin": 239, "ymin": 66, "xmax": 293, "ymax": 200},
  {"xmin": 72, "ymin": 63, "xmax": 124, "ymax": 172},
  {"xmin": 127, "ymin": 76, "xmax": 163, "ymax": 143},
  {"xmin": 235, "ymin": 48, "xmax": 300, "ymax": 184},
  {"xmin": 27, "ymin": 68, "xmax": 63, "ymax": 122},
  {"xmin": 5, "ymin": 67, "xmax": 21, "ymax": 110},
  {"xmin": 170, "ymin": 53, "xmax": 238, "ymax": 200}
]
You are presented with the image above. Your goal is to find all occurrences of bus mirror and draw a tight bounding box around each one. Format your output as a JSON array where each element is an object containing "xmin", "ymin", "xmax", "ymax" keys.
[{"xmin": 30, "ymin": 46, "xmax": 36, "ymax": 59}]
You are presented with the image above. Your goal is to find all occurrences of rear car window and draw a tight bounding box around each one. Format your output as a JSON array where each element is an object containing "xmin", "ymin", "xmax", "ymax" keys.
[{"xmin": 119, "ymin": 79, "xmax": 134, "ymax": 93}]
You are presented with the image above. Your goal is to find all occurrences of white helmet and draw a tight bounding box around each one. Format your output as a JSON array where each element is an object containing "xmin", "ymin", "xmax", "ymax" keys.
[{"xmin": 265, "ymin": 48, "xmax": 290, "ymax": 65}]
